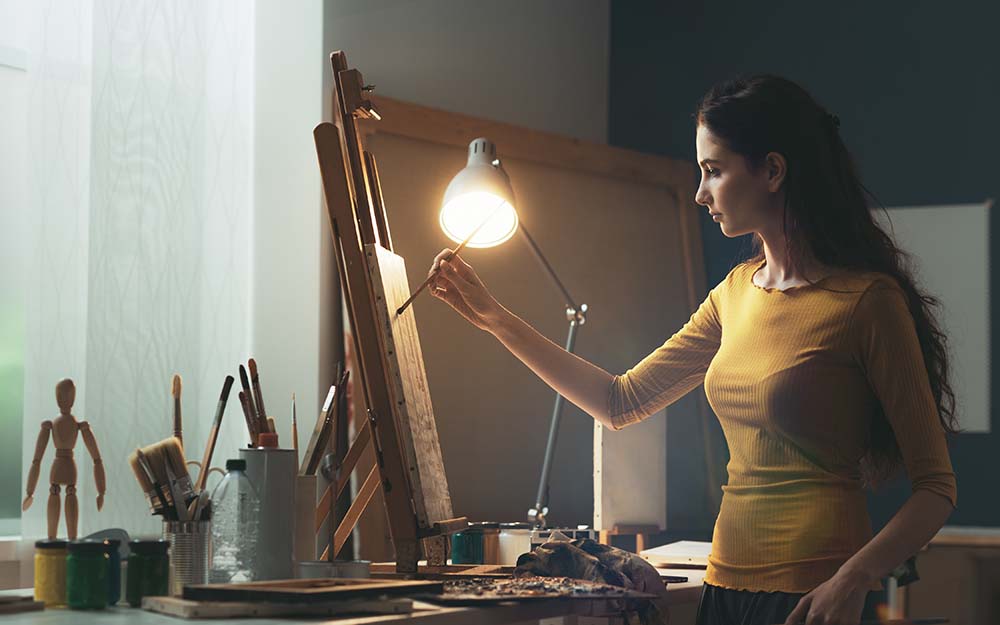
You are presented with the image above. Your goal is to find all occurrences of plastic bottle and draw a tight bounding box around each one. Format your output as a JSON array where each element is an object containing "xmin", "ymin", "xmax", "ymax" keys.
[{"xmin": 209, "ymin": 458, "xmax": 260, "ymax": 583}]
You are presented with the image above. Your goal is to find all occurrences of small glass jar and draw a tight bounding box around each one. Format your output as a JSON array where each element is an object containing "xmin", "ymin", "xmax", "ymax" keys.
[
  {"xmin": 126, "ymin": 539, "xmax": 170, "ymax": 607},
  {"xmin": 34, "ymin": 539, "xmax": 68, "ymax": 606},
  {"xmin": 103, "ymin": 538, "xmax": 121, "ymax": 606},
  {"xmin": 474, "ymin": 522, "xmax": 501, "ymax": 564},
  {"xmin": 498, "ymin": 522, "xmax": 533, "ymax": 565},
  {"xmin": 451, "ymin": 526, "xmax": 484, "ymax": 565},
  {"xmin": 67, "ymin": 539, "xmax": 109, "ymax": 609}
]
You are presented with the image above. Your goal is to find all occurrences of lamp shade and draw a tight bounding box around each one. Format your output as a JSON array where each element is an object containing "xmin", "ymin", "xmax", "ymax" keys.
[{"xmin": 439, "ymin": 138, "xmax": 519, "ymax": 248}]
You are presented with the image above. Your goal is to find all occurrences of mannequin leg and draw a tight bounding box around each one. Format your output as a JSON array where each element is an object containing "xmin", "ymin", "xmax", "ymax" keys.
[
  {"xmin": 47, "ymin": 484, "xmax": 61, "ymax": 539},
  {"xmin": 65, "ymin": 485, "xmax": 79, "ymax": 541}
]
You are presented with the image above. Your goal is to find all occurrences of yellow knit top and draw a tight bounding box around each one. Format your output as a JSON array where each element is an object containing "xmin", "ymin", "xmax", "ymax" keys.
[{"xmin": 608, "ymin": 259, "xmax": 957, "ymax": 593}]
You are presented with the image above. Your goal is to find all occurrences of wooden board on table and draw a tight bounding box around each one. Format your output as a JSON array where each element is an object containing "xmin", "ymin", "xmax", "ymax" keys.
[
  {"xmin": 640, "ymin": 540, "xmax": 710, "ymax": 568},
  {"xmin": 182, "ymin": 577, "xmax": 443, "ymax": 604},
  {"xmin": 0, "ymin": 596, "xmax": 44, "ymax": 615},
  {"xmin": 143, "ymin": 595, "xmax": 413, "ymax": 619},
  {"xmin": 366, "ymin": 243, "xmax": 453, "ymax": 529},
  {"xmin": 594, "ymin": 408, "xmax": 666, "ymax": 532}
]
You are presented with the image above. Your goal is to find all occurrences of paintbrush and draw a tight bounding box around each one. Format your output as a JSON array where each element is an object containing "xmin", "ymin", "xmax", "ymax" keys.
[
  {"xmin": 171, "ymin": 374, "xmax": 183, "ymax": 447},
  {"xmin": 301, "ymin": 384, "xmax": 337, "ymax": 476},
  {"xmin": 128, "ymin": 449, "xmax": 168, "ymax": 515},
  {"xmin": 238, "ymin": 390, "xmax": 258, "ymax": 446},
  {"xmin": 248, "ymin": 358, "xmax": 269, "ymax": 434},
  {"xmin": 395, "ymin": 200, "xmax": 505, "ymax": 316},
  {"xmin": 195, "ymin": 375, "xmax": 234, "ymax": 494},
  {"xmin": 164, "ymin": 461, "xmax": 190, "ymax": 521},
  {"xmin": 238, "ymin": 364, "xmax": 259, "ymax": 428},
  {"xmin": 139, "ymin": 437, "xmax": 196, "ymax": 509},
  {"xmin": 291, "ymin": 392, "xmax": 299, "ymax": 467},
  {"xmin": 313, "ymin": 369, "xmax": 348, "ymax": 475}
]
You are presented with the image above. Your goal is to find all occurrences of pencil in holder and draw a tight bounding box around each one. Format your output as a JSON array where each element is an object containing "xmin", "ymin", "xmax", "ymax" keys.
[{"xmin": 162, "ymin": 520, "xmax": 210, "ymax": 596}]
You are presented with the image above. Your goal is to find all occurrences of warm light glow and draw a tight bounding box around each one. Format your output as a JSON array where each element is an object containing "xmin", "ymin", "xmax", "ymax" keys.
[{"xmin": 439, "ymin": 191, "xmax": 518, "ymax": 248}]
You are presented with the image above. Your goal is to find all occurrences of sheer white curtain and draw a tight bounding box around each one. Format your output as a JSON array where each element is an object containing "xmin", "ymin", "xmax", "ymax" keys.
[{"xmin": 21, "ymin": 0, "xmax": 254, "ymax": 537}]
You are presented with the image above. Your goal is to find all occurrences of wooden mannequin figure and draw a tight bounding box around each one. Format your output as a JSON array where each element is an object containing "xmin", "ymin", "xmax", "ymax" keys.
[{"xmin": 22, "ymin": 379, "xmax": 106, "ymax": 539}]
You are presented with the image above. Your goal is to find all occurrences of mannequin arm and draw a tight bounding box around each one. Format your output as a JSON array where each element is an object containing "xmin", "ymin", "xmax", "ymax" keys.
[
  {"xmin": 22, "ymin": 421, "xmax": 52, "ymax": 510},
  {"xmin": 80, "ymin": 422, "xmax": 106, "ymax": 510}
]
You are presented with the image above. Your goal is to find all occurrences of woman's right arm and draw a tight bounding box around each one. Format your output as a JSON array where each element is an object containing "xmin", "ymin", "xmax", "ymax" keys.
[
  {"xmin": 428, "ymin": 249, "xmax": 617, "ymax": 428},
  {"xmin": 428, "ymin": 249, "xmax": 724, "ymax": 431},
  {"xmin": 491, "ymin": 305, "xmax": 616, "ymax": 428}
]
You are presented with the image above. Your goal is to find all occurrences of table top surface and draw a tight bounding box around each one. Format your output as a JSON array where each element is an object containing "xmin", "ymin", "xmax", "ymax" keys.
[{"xmin": 1, "ymin": 571, "xmax": 705, "ymax": 625}]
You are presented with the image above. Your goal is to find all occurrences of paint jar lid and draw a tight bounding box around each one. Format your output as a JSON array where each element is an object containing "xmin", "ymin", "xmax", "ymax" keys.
[
  {"xmin": 68, "ymin": 539, "xmax": 108, "ymax": 555},
  {"xmin": 257, "ymin": 432, "xmax": 279, "ymax": 448},
  {"xmin": 500, "ymin": 522, "xmax": 533, "ymax": 530},
  {"xmin": 35, "ymin": 539, "xmax": 68, "ymax": 549},
  {"xmin": 129, "ymin": 539, "xmax": 170, "ymax": 555},
  {"xmin": 226, "ymin": 458, "xmax": 247, "ymax": 471}
]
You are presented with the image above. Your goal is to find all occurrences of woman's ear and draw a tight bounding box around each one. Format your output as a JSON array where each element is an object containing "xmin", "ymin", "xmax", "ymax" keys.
[{"xmin": 765, "ymin": 151, "xmax": 787, "ymax": 193}]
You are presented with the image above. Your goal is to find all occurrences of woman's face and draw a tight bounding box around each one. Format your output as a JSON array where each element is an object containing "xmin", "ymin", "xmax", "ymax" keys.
[{"xmin": 694, "ymin": 124, "xmax": 783, "ymax": 238}]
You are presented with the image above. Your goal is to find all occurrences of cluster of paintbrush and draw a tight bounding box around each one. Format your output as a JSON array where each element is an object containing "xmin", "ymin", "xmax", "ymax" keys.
[
  {"xmin": 238, "ymin": 358, "xmax": 279, "ymax": 447},
  {"xmin": 128, "ymin": 374, "xmax": 235, "ymax": 522}
]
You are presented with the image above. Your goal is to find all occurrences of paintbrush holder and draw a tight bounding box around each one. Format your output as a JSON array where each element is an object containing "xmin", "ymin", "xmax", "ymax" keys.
[
  {"xmin": 162, "ymin": 520, "xmax": 210, "ymax": 596},
  {"xmin": 239, "ymin": 445, "xmax": 296, "ymax": 580}
]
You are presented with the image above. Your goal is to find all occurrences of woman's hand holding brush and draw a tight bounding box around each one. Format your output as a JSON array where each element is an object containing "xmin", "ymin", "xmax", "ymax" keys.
[{"xmin": 427, "ymin": 248, "xmax": 506, "ymax": 333}]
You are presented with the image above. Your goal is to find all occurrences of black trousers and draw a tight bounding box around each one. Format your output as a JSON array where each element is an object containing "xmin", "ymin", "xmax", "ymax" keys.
[{"xmin": 694, "ymin": 582, "xmax": 882, "ymax": 625}]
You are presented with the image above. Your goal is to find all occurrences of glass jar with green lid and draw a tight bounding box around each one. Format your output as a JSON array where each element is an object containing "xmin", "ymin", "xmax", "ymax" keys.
[
  {"xmin": 451, "ymin": 525, "xmax": 485, "ymax": 564},
  {"xmin": 34, "ymin": 539, "xmax": 68, "ymax": 606},
  {"xmin": 126, "ymin": 539, "xmax": 170, "ymax": 607},
  {"xmin": 67, "ymin": 539, "xmax": 108, "ymax": 609}
]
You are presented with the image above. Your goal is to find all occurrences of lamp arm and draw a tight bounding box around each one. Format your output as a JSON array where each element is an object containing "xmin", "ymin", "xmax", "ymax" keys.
[
  {"xmin": 519, "ymin": 224, "xmax": 583, "ymax": 319},
  {"xmin": 520, "ymin": 224, "xmax": 590, "ymax": 527},
  {"xmin": 529, "ymin": 317, "xmax": 582, "ymax": 528}
]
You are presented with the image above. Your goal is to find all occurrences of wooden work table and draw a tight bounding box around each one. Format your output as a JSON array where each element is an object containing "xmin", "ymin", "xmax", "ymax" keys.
[{"xmin": 1, "ymin": 569, "xmax": 705, "ymax": 624}]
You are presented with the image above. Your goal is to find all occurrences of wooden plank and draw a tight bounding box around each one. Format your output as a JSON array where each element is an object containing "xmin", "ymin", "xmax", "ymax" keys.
[
  {"xmin": 183, "ymin": 577, "xmax": 441, "ymax": 604},
  {"xmin": 142, "ymin": 595, "xmax": 412, "ymax": 619},
  {"xmin": 328, "ymin": 463, "xmax": 381, "ymax": 560},
  {"xmin": 593, "ymin": 409, "xmax": 666, "ymax": 532},
  {"xmin": 363, "ymin": 95, "xmax": 694, "ymax": 190},
  {"xmin": 332, "ymin": 56, "xmax": 379, "ymax": 247},
  {"xmin": 365, "ymin": 243, "xmax": 454, "ymax": 528},
  {"xmin": 314, "ymin": 418, "xmax": 375, "ymax": 533}
]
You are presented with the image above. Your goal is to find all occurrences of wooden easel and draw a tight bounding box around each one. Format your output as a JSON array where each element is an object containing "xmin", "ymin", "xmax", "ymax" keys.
[{"xmin": 312, "ymin": 51, "xmax": 466, "ymax": 574}]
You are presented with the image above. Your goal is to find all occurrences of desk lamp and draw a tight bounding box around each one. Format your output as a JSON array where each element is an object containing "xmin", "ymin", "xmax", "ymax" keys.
[{"xmin": 440, "ymin": 138, "xmax": 588, "ymax": 528}]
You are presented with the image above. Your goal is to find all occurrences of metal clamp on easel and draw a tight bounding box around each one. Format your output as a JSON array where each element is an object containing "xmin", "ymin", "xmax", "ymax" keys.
[{"xmin": 312, "ymin": 51, "xmax": 466, "ymax": 574}]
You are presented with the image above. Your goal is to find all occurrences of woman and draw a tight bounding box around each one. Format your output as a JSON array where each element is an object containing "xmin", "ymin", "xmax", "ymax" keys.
[{"xmin": 427, "ymin": 74, "xmax": 958, "ymax": 625}]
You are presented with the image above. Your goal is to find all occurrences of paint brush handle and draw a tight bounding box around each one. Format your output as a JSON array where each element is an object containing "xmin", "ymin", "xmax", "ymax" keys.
[
  {"xmin": 248, "ymin": 358, "xmax": 268, "ymax": 432},
  {"xmin": 238, "ymin": 363, "xmax": 259, "ymax": 428},
  {"xmin": 196, "ymin": 375, "xmax": 234, "ymax": 493},
  {"xmin": 291, "ymin": 393, "xmax": 299, "ymax": 467},
  {"xmin": 171, "ymin": 374, "xmax": 183, "ymax": 446},
  {"xmin": 238, "ymin": 391, "xmax": 259, "ymax": 446}
]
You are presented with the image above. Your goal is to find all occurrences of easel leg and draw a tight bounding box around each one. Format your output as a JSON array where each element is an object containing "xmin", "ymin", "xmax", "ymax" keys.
[{"xmin": 422, "ymin": 535, "xmax": 448, "ymax": 566}]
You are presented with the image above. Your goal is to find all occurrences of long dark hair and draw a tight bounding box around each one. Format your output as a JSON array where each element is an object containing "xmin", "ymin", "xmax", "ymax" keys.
[{"xmin": 696, "ymin": 74, "xmax": 960, "ymax": 488}]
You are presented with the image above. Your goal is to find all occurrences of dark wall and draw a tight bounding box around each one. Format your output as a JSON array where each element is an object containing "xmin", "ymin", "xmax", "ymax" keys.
[{"xmin": 609, "ymin": 0, "xmax": 1000, "ymax": 538}]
